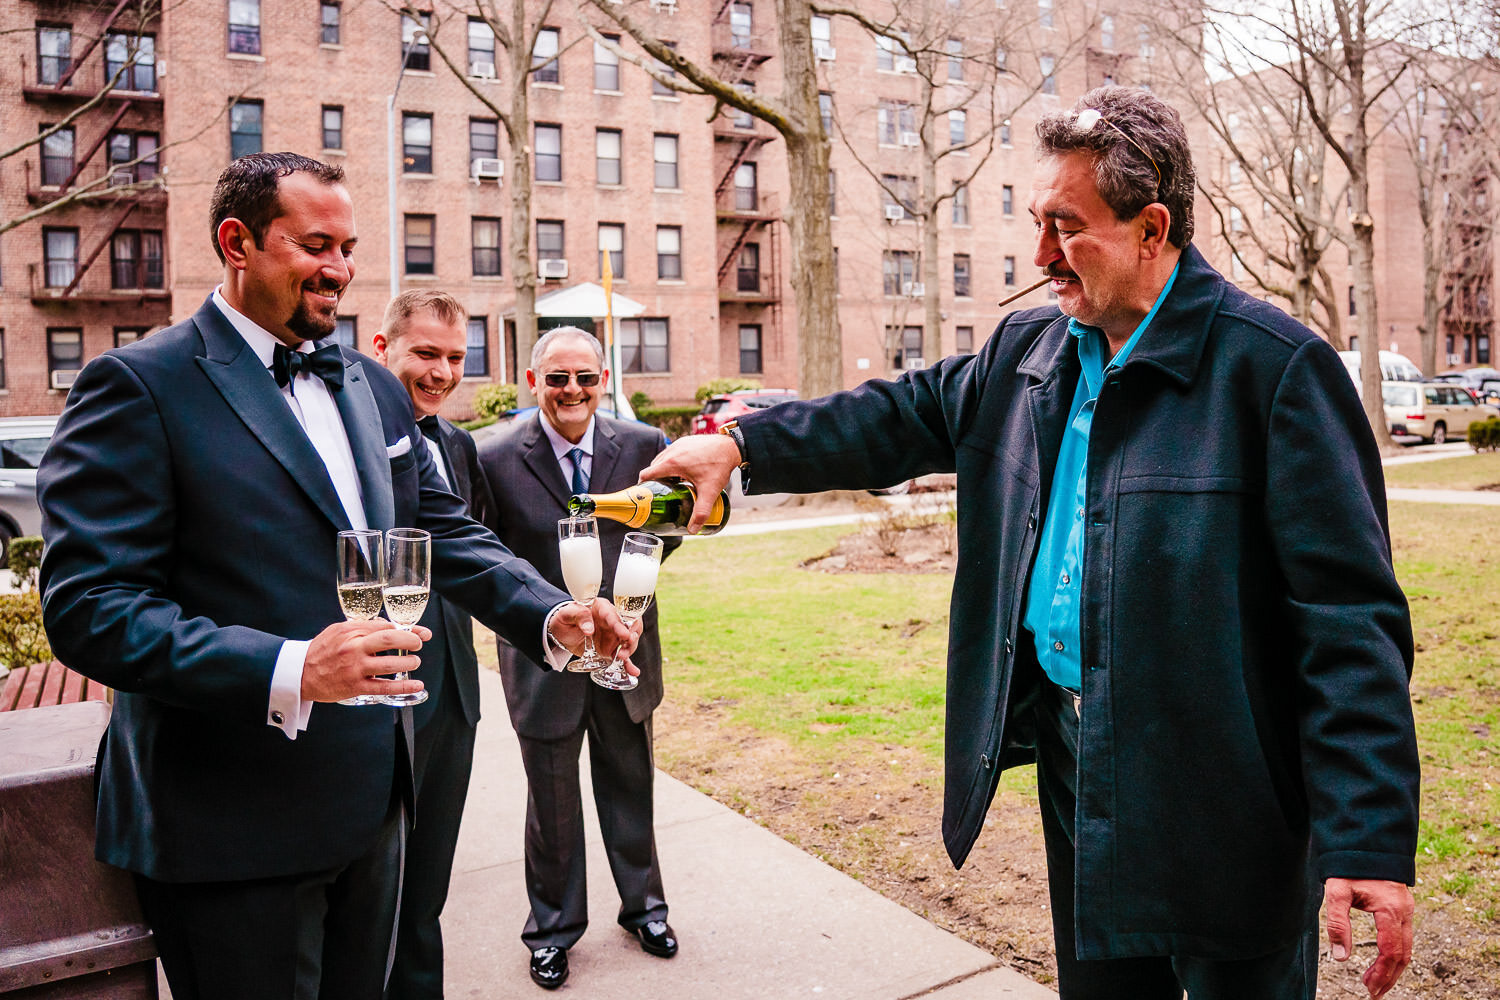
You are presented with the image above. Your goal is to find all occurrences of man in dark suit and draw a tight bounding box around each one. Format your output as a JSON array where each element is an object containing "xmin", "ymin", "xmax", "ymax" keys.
[
  {"xmin": 476, "ymin": 326, "xmax": 679, "ymax": 990},
  {"xmin": 37, "ymin": 153, "xmax": 633, "ymax": 1000},
  {"xmin": 643, "ymin": 87, "xmax": 1418, "ymax": 1000},
  {"xmin": 373, "ymin": 290, "xmax": 494, "ymax": 1000}
]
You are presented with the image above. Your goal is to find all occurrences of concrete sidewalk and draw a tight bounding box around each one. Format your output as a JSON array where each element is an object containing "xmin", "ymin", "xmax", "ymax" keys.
[{"xmin": 438, "ymin": 667, "xmax": 1055, "ymax": 999}]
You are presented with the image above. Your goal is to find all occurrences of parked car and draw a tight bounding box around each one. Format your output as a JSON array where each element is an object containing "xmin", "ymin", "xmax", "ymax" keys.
[
  {"xmin": 1340, "ymin": 350, "xmax": 1422, "ymax": 388},
  {"xmin": 1382, "ymin": 381, "xmax": 1500, "ymax": 444},
  {"xmin": 0, "ymin": 416, "xmax": 59, "ymax": 562},
  {"xmin": 690, "ymin": 389, "xmax": 798, "ymax": 435},
  {"xmin": 1432, "ymin": 367, "xmax": 1500, "ymax": 401}
]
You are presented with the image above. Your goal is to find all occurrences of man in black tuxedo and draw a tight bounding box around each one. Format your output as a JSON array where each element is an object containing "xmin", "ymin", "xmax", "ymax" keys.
[
  {"xmin": 38, "ymin": 153, "xmax": 633, "ymax": 1000},
  {"xmin": 374, "ymin": 290, "xmax": 493, "ymax": 1000},
  {"xmin": 477, "ymin": 327, "xmax": 679, "ymax": 990}
]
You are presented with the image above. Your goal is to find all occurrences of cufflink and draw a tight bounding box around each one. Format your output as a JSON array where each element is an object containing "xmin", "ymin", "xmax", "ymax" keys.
[{"xmin": 271, "ymin": 710, "xmax": 285, "ymax": 726}]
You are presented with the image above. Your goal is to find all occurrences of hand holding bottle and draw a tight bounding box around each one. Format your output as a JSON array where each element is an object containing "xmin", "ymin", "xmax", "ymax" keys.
[{"xmin": 635, "ymin": 434, "xmax": 743, "ymax": 534}]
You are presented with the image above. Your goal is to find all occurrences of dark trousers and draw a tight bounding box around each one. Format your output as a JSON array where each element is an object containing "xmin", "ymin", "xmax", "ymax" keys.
[
  {"xmin": 516, "ymin": 687, "xmax": 666, "ymax": 950},
  {"xmin": 387, "ymin": 684, "xmax": 477, "ymax": 1000},
  {"xmin": 1035, "ymin": 681, "xmax": 1320, "ymax": 1000},
  {"xmin": 135, "ymin": 799, "xmax": 406, "ymax": 1000}
]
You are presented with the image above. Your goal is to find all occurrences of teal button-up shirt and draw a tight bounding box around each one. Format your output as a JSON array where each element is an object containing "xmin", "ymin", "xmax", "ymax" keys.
[{"xmin": 1022, "ymin": 264, "xmax": 1180, "ymax": 691}]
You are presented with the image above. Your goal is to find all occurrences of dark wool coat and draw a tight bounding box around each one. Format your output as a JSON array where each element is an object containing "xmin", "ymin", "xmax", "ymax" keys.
[{"xmin": 736, "ymin": 245, "xmax": 1418, "ymax": 960}]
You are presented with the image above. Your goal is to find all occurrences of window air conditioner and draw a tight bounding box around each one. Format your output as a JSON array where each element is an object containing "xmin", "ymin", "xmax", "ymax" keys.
[
  {"xmin": 471, "ymin": 157, "xmax": 504, "ymax": 182},
  {"xmin": 109, "ymin": 169, "xmax": 135, "ymax": 187},
  {"xmin": 813, "ymin": 41, "xmax": 836, "ymax": 61},
  {"xmin": 902, "ymin": 282, "xmax": 925, "ymax": 297},
  {"xmin": 904, "ymin": 357, "xmax": 926, "ymax": 368},
  {"xmin": 539, "ymin": 258, "xmax": 569, "ymax": 279},
  {"xmin": 51, "ymin": 370, "xmax": 79, "ymax": 390},
  {"xmin": 899, "ymin": 131, "xmax": 921, "ymax": 147},
  {"xmin": 895, "ymin": 56, "xmax": 917, "ymax": 73},
  {"xmin": 469, "ymin": 61, "xmax": 497, "ymax": 79},
  {"xmin": 650, "ymin": 0, "xmax": 677, "ymax": 11},
  {"xmin": 1447, "ymin": 353, "xmax": 1463, "ymax": 365},
  {"xmin": 883, "ymin": 204, "xmax": 906, "ymax": 221}
]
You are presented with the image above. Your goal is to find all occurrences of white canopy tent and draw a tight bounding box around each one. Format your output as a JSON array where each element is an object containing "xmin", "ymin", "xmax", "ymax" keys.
[{"xmin": 506, "ymin": 281, "xmax": 645, "ymax": 419}]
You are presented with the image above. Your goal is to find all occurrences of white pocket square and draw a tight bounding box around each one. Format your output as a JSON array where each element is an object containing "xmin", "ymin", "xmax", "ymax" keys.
[{"xmin": 386, "ymin": 436, "xmax": 412, "ymax": 458}]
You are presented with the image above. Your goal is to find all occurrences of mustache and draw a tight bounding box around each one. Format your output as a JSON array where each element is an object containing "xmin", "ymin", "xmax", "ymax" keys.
[
  {"xmin": 1043, "ymin": 264, "xmax": 1076, "ymax": 280},
  {"xmin": 303, "ymin": 278, "xmax": 344, "ymax": 294}
]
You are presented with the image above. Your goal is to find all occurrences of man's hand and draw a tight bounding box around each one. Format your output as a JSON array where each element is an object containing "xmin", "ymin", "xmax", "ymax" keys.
[
  {"xmin": 549, "ymin": 598, "xmax": 642, "ymax": 675},
  {"xmin": 638, "ymin": 434, "xmax": 742, "ymax": 533},
  {"xmin": 1324, "ymin": 877, "xmax": 1414, "ymax": 999},
  {"xmin": 301, "ymin": 620, "xmax": 431, "ymax": 703}
]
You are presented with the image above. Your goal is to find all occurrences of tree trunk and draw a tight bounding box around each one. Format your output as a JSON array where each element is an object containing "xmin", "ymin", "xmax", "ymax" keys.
[
  {"xmin": 1420, "ymin": 214, "xmax": 1442, "ymax": 377},
  {"xmin": 919, "ymin": 75, "xmax": 942, "ymax": 363},
  {"xmin": 509, "ymin": 0, "xmax": 538, "ymax": 405}
]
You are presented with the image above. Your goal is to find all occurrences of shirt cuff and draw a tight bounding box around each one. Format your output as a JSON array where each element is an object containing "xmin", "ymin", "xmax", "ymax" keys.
[
  {"xmin": 541, "ymin": 603, "xmax": 576, "ymax": 671},
  {"xmin": 269, "ymin": 640, "xmax": 315, "ymax": 739}
]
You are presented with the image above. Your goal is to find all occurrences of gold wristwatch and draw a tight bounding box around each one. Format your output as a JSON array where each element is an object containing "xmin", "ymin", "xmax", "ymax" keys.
[{"xmin": 718, "ymin": 420, "xmax": 751, "ymax": 475}]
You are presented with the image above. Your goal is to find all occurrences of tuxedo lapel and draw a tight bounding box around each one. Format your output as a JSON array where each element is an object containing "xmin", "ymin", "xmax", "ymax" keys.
[
  {"xmin": 520, "ymin": 419, "xmax": 572, "ymax": 510},
  {"xmin": 437, "ymin": 418, "xmax": 470, "ymax": 502},
  {"xmin": 192, "ymin": 304, "xmax": 351, "ymax": 531},
  {"xmin": 331, "ymin": 352, "xmax": 395, "ymax": 531}
]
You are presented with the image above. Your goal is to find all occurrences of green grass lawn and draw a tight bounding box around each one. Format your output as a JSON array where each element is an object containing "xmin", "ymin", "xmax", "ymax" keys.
[
  {"xmin": 656, "ymin": 502, "xmax": 1500, "ymax": 930},
  {"xmin": 1384, "ymin": 452, "xmax": 1500, "ymax": 490}
]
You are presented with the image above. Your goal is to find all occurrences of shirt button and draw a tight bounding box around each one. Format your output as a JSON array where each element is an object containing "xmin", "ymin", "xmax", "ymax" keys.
[
  {"xmin": 1076, "ymin": 507, "xmax": 1085, "ymax": 520},
  {"xmin": 271, "ymin": 710, "xmax": 285, "ymax": 726},
  {"xmin": 1060, "ymin": 573, "xmax": 1070, "ymax": 585},
  {"xmin": 1053, "ymin": 640, "xmax": 1065, "ymax": 652}
]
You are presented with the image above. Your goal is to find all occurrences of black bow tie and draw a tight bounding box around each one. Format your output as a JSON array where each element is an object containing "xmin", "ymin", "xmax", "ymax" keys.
[
  {"xmin": 272, "ymin": 343, "xmax": 345, "ymax": 392},
  {"xmin": 416, "ymin": 415, "xmax": 442, "ymax": 441}
]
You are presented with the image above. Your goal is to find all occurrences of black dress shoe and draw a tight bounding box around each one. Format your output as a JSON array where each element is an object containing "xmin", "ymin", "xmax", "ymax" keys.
[
  {"xmin": 634, "ymin": 920, "xmax": 678, "ymax": 958},
  {"xmin": 529, "ymin": 947, "xmax": 568, "ymax": 989}
]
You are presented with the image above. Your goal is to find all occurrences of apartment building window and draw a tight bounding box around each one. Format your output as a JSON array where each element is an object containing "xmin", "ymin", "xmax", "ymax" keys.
[
  {"xmin": 472, "ymin": 217, "xmax": 501, "ymax": 276},
  {"xmin": 830, "ymin": 170, "xmax": 837, "ymax": 216},
  {"xmin": 1480, "ymin": 336, "xmax": 1492, "ymax": 365},
  {"xmin": 954, "ymin": 254, "xmax": 972, "ymax": 298},
  {"xmin": 321, "ymin": 2, "xmax": 341, "ymax": 44},
  {"xmin": 878, "ymin": 100, "xmax": 914, "ymax": 145},
  {"xmin": 1138, "ymin": 23, "xmax": 1154, "ymax": 59},
  {"xmin": 737, "ymin": 243, "xmax": 760, "ymax": 292},
  {"xmin": 111, "ymin": 230, "xmax": 164, "ymax": 288},
  {"xmin": 733, "ymin": 81, "xmax": 755, "ymax": 129},
  {"xmin": 956, "ymin": 325, "xmax": 974, "ymax": 353},
  {"xmin": 115, "ymin": 328, "xmax": 146, "ymax": 347},
  {"xmin": 1001, "ymin": 120, "xmax": 1012, "ymax": 145},
  {"xmin": 48, "ymin": 329, "xmax": 84, "ymax": 383},
  {"xmin": 468, "ymin": 18, "xmax": 495, "ymax": 71},
  {"xmin": 230, "ymin": 100, "xmax": 262, "ymax": 160},
  {"xmin": 537, "ymin": 220, "xmax": 565, "ymax": 263},
  {"xmin": 40, "ymin": 126, "xmax": 74, "ymax": 186},
  {"xmin": 1229, "ymin": 206, "xmax": 1243, "ymax": 234},
  {"xmin": 533, "ymin": 27, "xmax": 560, "ymax": 83},
  {"xmin": 405, "ymin": 215, "xmax": 435, "ymax": 275},
  {"xmin": 619, "ymin": 318, "xmax": 669, "ymax": 373},
  {"xmin": 811, "ymin": 15, "xmax": 832, "ymax": 56},
  {"xmin": 730, "ymin": 3, "xmax": 753, "ymax": 48},
  {"xmin": 819, "ymin": 92, "xmax": 834, "ymax": 133},
  {"xmin": 656, "ymin": 226, "xmax": 682, "ymax": 280},
  {"xmin": 403, "ymin": 114, "xmax": 432, "ymax": 173},
  {"xmin": 228, "ymin": 0, "xmax": 260, "ymax": 54},
  {"xmin": 106, "ymin": 33, "xmax": 156, "ymax": 91},
  {"xmin": 322, "ymin": 106, "xmax": 343, "ymax": 150},
  {"xmin": 465, "ymin": 317, "xmax": 489, "ymax": 376},
  {"xmin": 947, "ymin": 38, "xmax": 963, "ymax": 80},
  {"xmin": 402, "ymin": 13, "xmax": 431, "ymax": 70},
  {"xmin": 535, "ymin": 124, "xmax": 561, "ymax": 182},
  {"xmin": 890, "ymin": 326, "xmax": 923, "ymax": 368},
  {"xmin": 734, "ymin": 162, "xmax": 758, "ymax": 211},
  {"xmin": 652, "ymin": 134, "xmax": 679, "ymax": 189},
  {"xmin": 332, "ymin": 316, "xmax": 356, "ymax": 347},
  {"xmin": 1100, "ymin": 13, "xmax": 1115, "ymax": 48},
  {"xmin": 470, "ymin": 118, "xmax": 499, "ymax": 163},
  {"xmin": 739, "ymin": 325, "xmax": 763, "ymax": 373},
  {"xmin": 882, "ymin": 250, "xmax": 917, "ymax": 296},
  {"xmin": 876, "ymin": 35, "xmax": 898, "ymax": 71},
  {"xmin": 1348, "ymin": 285, "xmax": 1356, "ymax": 316},
  {"xmin": 43, "ymin": 228, "xmax": 78, "ymax": 287},
  {"xmin": 108, "ymin": 131, "xmax": 159, "ymax": 181},
  {"xmin": 37, "ymin": 26, "xmax": 71, "ymax": 85},
  {"xmin": 1040, "ymin": 54, "xmax": 1056, "ymax": 95},
  {"xmin": 1002, "ymin": 184, "xmax": 1014, "ymax": 215},
  {"xmin": 949, "ymin": 110, "xmax": 966, "ymax": 147},
  {"xmin": 595, "ymin": 36, "xmax": 621, "ymax": 90},
  {"xmin": 598, "ymin": 223, "xmax": 624, "ymax": 278},
  {"xmin": 0, "ymin": 332, "xmax": 7, "ymax": 389},
  {"xmin": 596, "ymin": 129, "xmax": 622, "ymax": 185},
  {"xmin": 1004, "ymin": 255, "xmax": 1016, "ymax": 287},
  {"xmin": 1038, "ymin": 0, "xmax": 1053, "ymax": 28},
  {"xmin": 652, "ymin": 42, "xmax": 678, "ymax": 95},
  {"xmin": 881, "ymin": 173, "xmax": 916, "ymax": 220}
]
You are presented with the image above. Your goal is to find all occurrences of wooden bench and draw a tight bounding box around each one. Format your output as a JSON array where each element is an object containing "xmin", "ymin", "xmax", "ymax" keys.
[{"xmin": 0, "ymin": 659, "xmax": 110, "ymax": 711}]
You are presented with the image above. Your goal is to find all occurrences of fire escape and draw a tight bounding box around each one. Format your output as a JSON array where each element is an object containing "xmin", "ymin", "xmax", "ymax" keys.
[
  {"xmin": 712, "ymin": 0, "xmax": 782, "ymax": 328},
  {"xmin": 22, "ymin": 0, "xmax": 168, "ymax": 307},
  {"xmin": 1439, "ymin": 148, "xmax": 1494, "ymax": 366}
]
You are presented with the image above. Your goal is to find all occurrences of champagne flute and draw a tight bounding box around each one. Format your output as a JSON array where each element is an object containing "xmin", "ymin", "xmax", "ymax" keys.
[
  {"xmin": 336, "ymin": 529, "xmax": 387, "ymax": 707},
  {"xmin": 593, "ymin": 531, "xmax": 663, "ymax": 691},
  {"xmin": 557, "ymin": 516, "xmax": 607, "ymax": 672},
  {"xmin": 379, "ymin": 527, "xmax": 430, "ymax": 707}
]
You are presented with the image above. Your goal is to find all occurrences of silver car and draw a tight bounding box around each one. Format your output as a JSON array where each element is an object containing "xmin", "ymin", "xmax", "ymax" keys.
[{"xmin": 0, "ymin": 416, "xmax": 59, "ymax": 561}]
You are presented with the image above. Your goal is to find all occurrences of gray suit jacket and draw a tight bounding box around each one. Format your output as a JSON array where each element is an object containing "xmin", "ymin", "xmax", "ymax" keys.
[{"xmin": 477, "ymin": 414, "xmax": 677, "ymax": 740}]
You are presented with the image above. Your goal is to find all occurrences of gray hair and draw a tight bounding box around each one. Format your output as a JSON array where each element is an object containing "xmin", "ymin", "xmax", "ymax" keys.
[
  {"xmin": 1034, "ymin": 86, "xmax": 1195, "ymax": 248},
  {"xmin": 530, "ymin": 326, "xmax": 605, "ymax": 372}
]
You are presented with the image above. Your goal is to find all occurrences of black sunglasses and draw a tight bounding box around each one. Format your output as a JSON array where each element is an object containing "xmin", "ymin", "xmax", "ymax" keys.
[{"xmin": 543, "ymin": 371, "xmax": 601, "ymax": 388}]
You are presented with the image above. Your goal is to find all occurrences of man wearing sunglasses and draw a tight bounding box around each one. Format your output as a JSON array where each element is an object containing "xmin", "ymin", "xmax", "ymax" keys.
[
  {"xmin": 477, "ymin": 326, "xmax": 680, "ymax": 990},
  {"xmin": 643, "ymin": 86, "xmax": 1417, "ymax": 1000}
]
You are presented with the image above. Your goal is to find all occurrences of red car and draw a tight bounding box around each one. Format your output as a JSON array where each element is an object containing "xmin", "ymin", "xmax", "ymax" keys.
[{"xmin": 690, "ymin": 389, "xmax": 798, "ymax": 434}]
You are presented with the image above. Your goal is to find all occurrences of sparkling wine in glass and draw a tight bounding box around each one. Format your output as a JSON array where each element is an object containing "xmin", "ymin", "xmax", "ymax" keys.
[
  {"xmin": 593, "ymin": 531, "xmax": 663, "ymax": 691},
  {"xmin": 379, "ymin": 527, "xmax": 430, "ymax": 707},
  {"xmin": 336, "ymin": 529, "xmax": 387, "ymax": 706},
  {"xmin": 557, "ymin": 516, "xmax": 606, "ymax": 672}
]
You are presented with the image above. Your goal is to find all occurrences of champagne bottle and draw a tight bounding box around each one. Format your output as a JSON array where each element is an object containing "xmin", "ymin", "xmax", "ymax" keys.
[{"xmin": 568, "ymin": 478, "xmax": 730, "ymax": 536}]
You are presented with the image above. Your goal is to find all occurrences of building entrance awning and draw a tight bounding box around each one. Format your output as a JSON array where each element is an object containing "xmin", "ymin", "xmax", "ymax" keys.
[{"xmin": 504, "ymin": 281, "xmax": 646, "ymax": 320}]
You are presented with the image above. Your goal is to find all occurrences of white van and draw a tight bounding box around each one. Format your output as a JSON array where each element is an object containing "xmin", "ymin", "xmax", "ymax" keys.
[{"xmin": 1340, "ymin": 350, "xmax": 1423, "ymax": 386}]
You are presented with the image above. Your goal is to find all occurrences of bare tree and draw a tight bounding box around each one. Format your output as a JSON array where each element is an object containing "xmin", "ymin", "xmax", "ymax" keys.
[{"xmin": 578, "ymin": 0, "xmax": 844, "ymax": 397}]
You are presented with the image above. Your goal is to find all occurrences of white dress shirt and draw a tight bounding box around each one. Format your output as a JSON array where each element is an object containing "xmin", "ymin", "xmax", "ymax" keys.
[{"xmin": 539, "ymin": 413, "xmax": 596, "ymax": 488}]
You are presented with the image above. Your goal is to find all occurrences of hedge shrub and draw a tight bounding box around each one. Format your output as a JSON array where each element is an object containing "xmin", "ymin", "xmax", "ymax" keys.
[
  {"xmin": 695, "ymin": 377, "xmax": 762, "ymax": 404},
  {"xmin": 1, "ymin": 536, "xmax": 50, "ymax": 671},
  {"xmin": 636, "ymin": 405, "xmax": 700, "ymax": 441},
  {"xmin": 1469, "ymin": 417, "xmax": 1500, "ymax": 452},
  {"xmin": 471, "ymin": 383, "xmax": 520, "ymax": 421}
]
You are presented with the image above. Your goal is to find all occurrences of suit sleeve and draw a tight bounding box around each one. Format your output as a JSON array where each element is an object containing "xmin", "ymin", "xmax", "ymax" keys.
[
  {"xmin": 39, "ymin": 355, "xmax": 286, "ymax": 721},
  {"xmin": 1264, "ymin": 340, "xmax": 1419, "ymax": 884}
]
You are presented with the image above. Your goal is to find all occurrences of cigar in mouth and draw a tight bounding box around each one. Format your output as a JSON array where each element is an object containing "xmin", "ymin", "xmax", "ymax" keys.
[{"xmin": 998, "ymin": 276, "xmax": 1052, "ymax": 308}]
